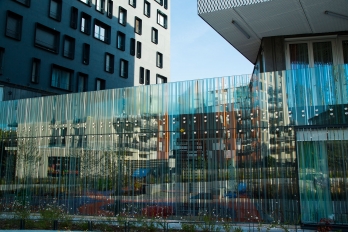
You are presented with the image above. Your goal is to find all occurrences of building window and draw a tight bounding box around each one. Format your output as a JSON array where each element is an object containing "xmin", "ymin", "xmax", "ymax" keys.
[
  {"xmin": 156, "ymin": 52, "xmax": 163, "ymax": 68},
  {"xmin": 107, "ymin": 0, "xmax": 113, "ymax": 18},
  {"xmin": 96, "ymin": 0, "xmax": 105, "ymax": 12},
  {"xmin": 155, "ymin": 0, "xmax": 163, "ymax": 5},
  {"xmin": 51, "ymin": 65, "xmax": 72, "ymax": 91},
  {"xmin": 82, "ymin": 43, "xmax": 90, "ymax": 65},
  {"xmin": 70, "ymin": 7, "xmax": 78, "ymax": 29},
  {"xmin": 156, "ymin": 74, "xmax": 167, "ymax": 84},
  {"xmin": 34, "ymin": 23, "xmax": 60, "ymax": 53},
  {"xmin": 136, "ymin": 41, "xmax": 142, "ymax": 58},
  {"xmin": 129, "ymin": 0, "xmax": 136, "ymax": 8},
  {"xmin": 96, "ymin": 78, "xmax": 105, "ymax": 90},
  {"xmin": 6, "ymin": 11, "xmax": 23, "ymax": 40},
  {"xmin": 151, "ymin": 27, "xmax": 158, "ymax": 44},
  {"xmin": 135, "ymin": 17, "xmax": 142, "ymax": 35},
  {"xmin": 77, "ymin": 72, "xmax": 88, "ymax": 92},
  {"xmin": 0, "ymin": 48, "xmax": 5, "ymax": 75},
  {"xmin": 157, "ymin": 10, "xmax": 167, "ymax": 28},
  {"xmin": 164, "ymin": 0, "xmax": 167, "ymax": 9},
  {"xmin": 79, "ymin": 0, "xmax": 91, "ymax": 6},
  {"xmin": 80, "ymin": 12, "xmax": 91, "ymax": 35},
  {"xmin": 31, "ymin": 58, "xmax": 40, "ymax": 83},
  {"xmin": 94, "ymin": 20, "xmax": 111, "ymax": 44},
  {"xmin": 49, "ymin": 0, "xmax": 62, "ymax": 21},
  {"xmin": 12, "ymin": 0, "xmax": 30, "ymax": 7},
  {"xmin": 343, "ymin": 40, "xmax": 348, "ymax": 64},
  {"xmin": 62, "ymin": 35, "xmax": 75, "ymax": 59},
  {"xmin": 130, "ymin": 38, "xmax": 135, "ymax": 56},
  {"xmin": 105, "ymin": 53, "xmax": 114, "ymax": 73},
  {"xmin": 144, "ymin": 1, "xmax": 150, "ymax": 17},
  {"xmin": 139, "ymin": 67, "xmax": 144, "ymax": 84},
  {"xmin": 119, "ymin": 7, "xmax": 127, "ymax": 26},
  {"xmin": 117, "ymin": 31, "xmax": 126, "ymax": 51},
  {"xmin": 120, "ymin": 59, "xmax": 128, "ymax": 78},
  {"xmin": 145, "ymin": 69, "xmax": 150, "ymax": 85}
]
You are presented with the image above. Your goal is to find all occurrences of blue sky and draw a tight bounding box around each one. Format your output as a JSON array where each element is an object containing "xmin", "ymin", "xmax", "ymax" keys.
[{"xmin": 170, "ymin": 1, "xmax": 254, "ymax": 82}]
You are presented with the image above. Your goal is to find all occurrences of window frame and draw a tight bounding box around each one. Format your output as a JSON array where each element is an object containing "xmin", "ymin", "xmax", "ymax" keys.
[
  {"xmin": 156, "ymin": 74, "xmax": 167, "ymax": 84},
  {"xmin": 154, "ymin": 0, "xmax": 163, "ymax": 6},
  {"xmin": 107, "ymin": 0, "xmax": 113, "ymax": 18},
  {"xmin": 95, "ymin": 0, "xmax": 105, "ymax": 13},
  {"xmin": 12, "ymin": 0, "xmax": 30, "ymax": 7},
  {"xmin": 157, "ymin": 10, "xmax": 167, "ymax": 29},
  {"xmin": 51, "ymin": 64, "xmax": 73, "ymax": 91},
  {"xmin": 31, "ymin": 58, "xmax": 40, "ymax": 83},
  {"xmin": 34, "ymin": 23, "xmax": 60, "ymax": 54},
  {"xmin": 62, "ymin": 35, "xmax": 75, "ymax": 60},
  {"xmin": 82, "ymin": 43, "xmax": 90, "ymax": 65},
  {"xmin": 105, "ymin": 52, "xmax": 115, "ymax": 73},
  {"xmin": 144, "ymin": 1, "xmax": 151, "ymax": 17},
  {"xmin": 117, "ymin": 31, "xmax": 126, "ymax": 51},
  {"xmin": 96, "ymin": 78, "xmax": 106, "ymax": 90},
  {"xmin": 156, "ymin": 52, "xmax": 163, "ymax": 68},
  {"xmin": 70, "ymin": 7, "xmax": 78, "ymax": 29},
  {"xmin": 118, "ymin": 7, "xmax": 127, "ymax": 26},
  {"xmin": 77, "ymin": 72, "xmax": 88, "ymax": 92},
  {"xmin": 139, "ymin": 66, "xmax": 145, "ymax": 84},
  {"xmin": 130, "ymin": 38, "xmax": 136, "ymax": 56},
  {"xmin": 80, "ymin": 12, "xmax": 91, "ymax": 35},
  {"xmin": 5, "ymin": 10, "xmax": 23, "ymax": 41},
  {"xmin": 151, "ymin": 27, "xmax": 158, "ymax": 44},
  {"xmin": 78, "ymin": 0, "xmax": 92, "ymax": 6},
  {"xmin": 136, "ymin": 41, "xmax": 142, "ymax": 58},
  {"xmin": 145, "ymin": 69, "xmax": 150, "ymax": 85},
  {"xmin": 120, "ymin": 59, "xmax": 129, "ymax": 78},
  {"xmin": 93, "ymin": 19, "xmax": 111, "ymax": 44},
  {"xmin": 134, "ymin": 17, "xmax": 142, "ymax": 35},
  {"xmin": 49, "ymin": 0, "xmax": 62, "ymax": 22},
  {"xmin": 129, "ymin": 0, "xmax": 136, "ymax": 8},
  {"xmin": 0, "ymin": 48, "xmax": 5, "ymax": 76}
]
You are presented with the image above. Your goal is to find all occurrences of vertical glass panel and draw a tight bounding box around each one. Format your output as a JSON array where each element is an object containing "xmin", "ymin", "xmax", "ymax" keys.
[{"xmin": 289, "ymin": 43, "xmax": 309, "ymax": 69}]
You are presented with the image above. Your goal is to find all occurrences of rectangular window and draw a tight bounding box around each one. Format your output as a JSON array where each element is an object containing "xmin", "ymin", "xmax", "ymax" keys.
[
  {"xmin": 156, "ymin": 74, "xmax": 167, "ymax": 84},
  {"xmin": 96, "ymin": 0, "xmax": 105, "ymax": 12},
  {"xmin": 79, "ymin": 0, "xmax": 91, "ymax": 6},
  {"xmin": 151, "ymin": 27, "xmax": 158, "ymax": 44},
  {"xmin": 6, "ymin": 11, "xmax": 23, "ymax": 40},
  {"xmin": 82, "ymin": 43, "xmax": 90, "ymax": 65},
  {"xmin": 120, "ymin": 59, "xmax": 128, "ymax": 78},
  {"xmin": 117, "ymin": 31, "xmax": 126, "ymax": 51},
  {"xmin": 164, "ymin": 0, "xmax": 167, "ymax": 9},
  {"xmin": 80, "ymin": 12, "xmax": 91, "ymax": 35},
  {"xmin": 343, "ymin": 40, "xmax": 348, "ymax": 64},
  {"xmin": 13, "ymin": 0, "xmax": 30, "ymax": 7},
  {"xmin": 136, "ymin": 41, "xmax": 142, "ymax": 58},
  {"xmin": 130, "ymin": 38, "xmax": 135, "ymax": 56},
  {"xmin": 0, "ymin": 48, "xmax": 5, "ymax": 75},
  {"xmin": 77, "ymin": 72, "xmax": 88, "ymax": 92},
  {"xmin": 119, "ymin": 7, "xmax": 127, "ymax": 26},
  {"xmin": 70, "ymin": 7, "xmax": 78, "ymax": 29},
  {"xmin": 156, "ymin": 52, "xmax": 163, "ymax": 68},
  {"xmin": 105, "ymin": 53, "xmax": 114, "ymax": 73},
  {"xmin": 49, "ymin": 0, "xmax": 62, "ymax": 21},
  {"xmin": 107, "ymin": 0, "xmax": 113, "ymax": 18},
  {"xmin": 139, "ymin": 67, "xmax": 144, "ymax": 84},
  {"xmin": 135, "ymin": 17, "xmax": 142, "ymax": 35},
  {"xmin": 94, "ymin": 20, "xmax": 111, "ymax": 44},
  {"xmin": 51, "ymin": 64, "xmax": 72, "ymax": 90},
  {"xmin": 35, "ymin": 23, "xmax": 60, "ymax": 53},
  {"xmin": 63, "ymin": 35, "xmax": 75, "ymax": 59},
  {"xmin": 155, "ymin": 0, "xmax": 163, "ymax": 5},
  {"xmin": 31, "ymin": 58, "xmax": 40, "ymax": 83},
  {"xmin": 145, "ymin": 69, "xmax": 150, "ymax": 85},
  {"xmin": 144, "ymin": 1, "xmax": 150, "ymax": 17},
  {"xmin": 96, "ymin": 78, "xmax": 105, "ymax": 90},
  {"xmin": 157, "ymin": 10, "xmax": 167, "ymax": 28},
  {"xmin": 129, "ymin": 0, "xmax": 136, "ymax": 8}
]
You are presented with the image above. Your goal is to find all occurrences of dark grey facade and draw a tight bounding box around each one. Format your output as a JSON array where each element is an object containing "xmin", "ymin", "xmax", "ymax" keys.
[{"xmin": 0, "ymin": 0, "xmax": 170, "ymax": 101}]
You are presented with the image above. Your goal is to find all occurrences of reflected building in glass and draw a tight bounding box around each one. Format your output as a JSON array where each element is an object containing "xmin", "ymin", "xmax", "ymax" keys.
[{"xmin": 0, "ymin": 0, "xmax": 348, "ymax": 226}]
